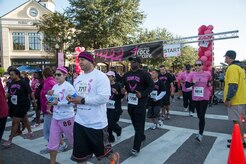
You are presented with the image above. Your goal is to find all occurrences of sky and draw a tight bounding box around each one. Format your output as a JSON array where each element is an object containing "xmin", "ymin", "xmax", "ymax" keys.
[{"xmin": 0, "ymin": 0, "xmax": 245, "ymax": 65}]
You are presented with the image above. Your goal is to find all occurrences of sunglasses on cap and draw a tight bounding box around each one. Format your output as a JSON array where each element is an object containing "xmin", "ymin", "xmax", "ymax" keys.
[
  {"xmin": 55, "ymin": 73, "xmax": 62, "ymax": 77},
  {"xmin": 195, "ymin": 64, "xmax": 202, "ymax": 66}
]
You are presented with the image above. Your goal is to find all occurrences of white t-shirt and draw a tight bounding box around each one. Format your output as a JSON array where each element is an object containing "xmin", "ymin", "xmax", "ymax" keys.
[
  {"xmin": 52, "ymin": 81, "xmax": 75, "ymax": 120},
  {"xmin": 73, "ymin": 69, "xmax": 111, "ymax": 129}
]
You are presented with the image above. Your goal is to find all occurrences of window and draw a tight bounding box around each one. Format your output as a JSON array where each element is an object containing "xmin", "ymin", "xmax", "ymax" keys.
[
  {"xmin": 12, "ymin": 32, "xmax": 25, "ymax": 50},
  {"xmin": 28, "ymin": 32, "xmax": 41, "ymax": 50}
]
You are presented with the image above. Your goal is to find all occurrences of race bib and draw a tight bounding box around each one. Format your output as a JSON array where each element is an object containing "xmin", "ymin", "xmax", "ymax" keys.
[
  {"xmin": 128, "ymin": 93, "xmax": 138, "ymax": 105},
  {"xmin": 107, "ymin": 100, "xmax": 115, "ymax": 109},
  {"xmin": 11, "ymin": 95, "xmax": 17, "ymax": 105},
  {"xmin": 194, "ymin": 87, "xmax": 204, "ymax": 97},
  {"xmin": 150, "ymin": 91, "xmax": 158, "ymax": 99},
  {"xmin": 76, "ymin": 82, "xmax": 88, "ymax": 97}
]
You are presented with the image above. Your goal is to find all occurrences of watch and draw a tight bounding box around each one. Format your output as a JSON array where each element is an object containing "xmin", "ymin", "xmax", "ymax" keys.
[
  {"xmin": 29, "ymin": 8, "xmax": 38, "ymax": 17},
  {"xmin": 80, "ymin": 98, "xmax": 85, "ymax": 104}
]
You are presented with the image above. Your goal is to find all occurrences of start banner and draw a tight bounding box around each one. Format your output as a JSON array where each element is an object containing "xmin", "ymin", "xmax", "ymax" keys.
[{"xmin": 163, "ymin": 43, "xmax": 182, "ymax": 57}]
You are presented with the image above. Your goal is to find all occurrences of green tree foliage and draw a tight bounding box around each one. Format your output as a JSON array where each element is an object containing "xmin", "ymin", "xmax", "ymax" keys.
[
  {"xmin": 65, "ymin": 0, "xmax": 145, "ymax": 49},
  {"xmin": 34, "ymin": 12, "xmax": 77, "ymax": 53},
  {"xmin": 0, "ymin": 67, "xmax": 5, "ymax": 76}
]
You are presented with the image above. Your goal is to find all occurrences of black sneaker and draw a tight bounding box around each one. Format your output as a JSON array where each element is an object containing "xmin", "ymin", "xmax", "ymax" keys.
[
  {"xmin": 227, "ymin": 142, "xmax": 246, "ymax": 148},
  {"xmin": 131, "ymin": 149, "xmax": 139, "ymax": 156}
]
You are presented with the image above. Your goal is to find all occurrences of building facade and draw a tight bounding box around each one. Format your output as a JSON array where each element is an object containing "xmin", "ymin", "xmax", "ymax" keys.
[{"xmin": 0, "ymin": 0, "xmax": 55, "ymax": 70}]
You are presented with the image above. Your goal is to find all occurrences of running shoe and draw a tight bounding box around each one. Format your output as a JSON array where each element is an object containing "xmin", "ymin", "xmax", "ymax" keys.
[
  {"xmin": 158, "ymin": 120, "xmax": 163, "ymax": 127},
  {"xmin": 110, "ymin": 152, "xmax": 120, "ymax": 164},
  {"xmin": 166, "ymin": 113, "xmax": 170, "ymax": 119},
  {"xmin": 2, "ymin": 140, "xmax": 12, "ymax": 148},
  {"xmin": 150, "ymin": 124, "xmax": 157, "ymax": 130},
  {"xmin": 184, "ymin": 108, "xmax": 188, "ymax": 112},
  {"xmin": 195, "ymin": 134, "xmax": 203, "ymax": 143},
  {"xmin": 58, "ymin": 143, "xmax": 68, "ymax": 152},
  {"xmin": 24, "ymin": 132, "xmax": 34, "ymax": 139},
  {"xmin": 40, "ymin": 148, "xmax": 49, "ymax": 154},
  {"xmin": 131, "ymin": 149, "xmax": 139, "ymax": 156},
  {"xmin": 31, "ymin": 123, "xmax": 40, "ymax": 128},
  {"xmin": 189, "ymin": 112, "xmax": 194, "ymax": 117}
]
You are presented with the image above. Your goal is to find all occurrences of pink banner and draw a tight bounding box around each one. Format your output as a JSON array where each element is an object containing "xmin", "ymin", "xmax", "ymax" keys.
[{"xmin": 58, "ymin": 52, "xmax": 64, "ymax": 67}]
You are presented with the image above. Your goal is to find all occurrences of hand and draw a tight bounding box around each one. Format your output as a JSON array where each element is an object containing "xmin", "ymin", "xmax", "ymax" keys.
[
  {"xmin": 224, "ymin": 100, "xmax": 231, "ymax": 107},
  {"xmin": 33, "ymin": 101, "xmax": 37, "ymax": 108},
  {"xmin": 67, "ymin": 95, "xmax": 83, "ymax": 104},
  {"xmin": 112, "ymin": 88, "xmax": 119, "ymax": 94},
  {"xmin": 47, "ymin": 90, "xmax": 54, "ymax": 95},
  {"xmin": 135, "ymin": 90, "xmax": 142, "ymax": 98},
  {"xmin": 48, "ymin": 100, "xmax": 58, "ymax": 106},
  {"xmin": 121, "ymin": 88, "xmax": 126, "ymax": 95},
  {"xmin": 46, "ymin": 109, "xmax": 53, "ymax": 114}
]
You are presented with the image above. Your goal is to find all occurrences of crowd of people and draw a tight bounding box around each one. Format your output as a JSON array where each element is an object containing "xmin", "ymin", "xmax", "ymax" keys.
[{"xmin": 0, "ymin": 50, "xmax": 245, "ymax": 164}]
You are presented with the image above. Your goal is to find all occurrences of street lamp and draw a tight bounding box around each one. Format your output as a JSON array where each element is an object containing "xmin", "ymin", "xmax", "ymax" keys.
[{"xmin": 55, "ymin": 43, "xmax": 60, "ymax": 67}]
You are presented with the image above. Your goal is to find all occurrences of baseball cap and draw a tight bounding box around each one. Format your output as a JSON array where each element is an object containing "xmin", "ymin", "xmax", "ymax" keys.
[
  {"xmin": 106, "ymin": 71, "xmax": 115, "ymax": 77},
  {"xmin": 224, "ymin": 50, "xmax": 236, "ymax": 60},
  {"xmin": 128, "ymin": 56, "xmax": 142, "ymax": 63}
]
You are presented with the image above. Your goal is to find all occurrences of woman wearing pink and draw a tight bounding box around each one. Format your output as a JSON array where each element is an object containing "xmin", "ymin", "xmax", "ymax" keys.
[
  {"xmin": 47, "ymin": 66, "xmax": 75, "ymax": 164},
  {"xmin": 186, "ymin": 60, "xmax": 212, "ymax": 142}
]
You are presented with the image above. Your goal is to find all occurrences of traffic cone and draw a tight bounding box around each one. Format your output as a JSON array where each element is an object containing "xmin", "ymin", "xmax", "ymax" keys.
[{"xmin": 227, "ymin": 124, "xmax": 245, "ymax": 164}]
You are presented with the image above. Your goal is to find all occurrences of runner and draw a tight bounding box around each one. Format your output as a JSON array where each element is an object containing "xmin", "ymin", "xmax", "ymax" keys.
[
  {"xmin": 159, "ymin": 65, "xmax": 175, "ymax": 120},
  {"xmin": 68, "ymin": 51, "xmax": 120, "ymax": 164},
  {"xmin": 121, "ymin": 56, "xmax": 154, "ymax": 156},
  {"xmin": 186, "ymin": 60, "xmax": 212, "ymax": 142},
  {"xmin": 3, "ymin": 69, "xmax": 35, "ymax": 147},
  {"xmin": 178, "ymin": 64, "xmax": 195, "ymax": 116},
  {"xmin": 147, "ymin": 69, "xmax": 166, "ymax": 130},
  {"xmin": 46, "ymin": 66, "xmax": 75, "ymax": 164},
  {"xmin": 106, "ymin": 71, "xmax": 124, "ymax": 143}
]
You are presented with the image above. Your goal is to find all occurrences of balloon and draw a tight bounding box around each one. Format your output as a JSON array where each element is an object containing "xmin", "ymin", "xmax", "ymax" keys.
[
  {"xmin": 200, "ymin": 56, "xmax": 208, "ymax": 62},
  {"xmin": 205, "ymin": 61, "xmax": 212, "ymax": 67},
  {"xmin": 204, "ymin": 50, "xmax": 212, "ymax": 57},
  {"xmin": 207, "ymin": 25, "xmax": 214, "ymax": 31},
  {"xmin": 207, "ymin": 56, "xmax": 212, "ymax": 61},
  {"xmin": 208, "ymin": 66, "xmax": 213, "ymax": 71},
  {"xmin": 204, "ymin": 30, "xmax": 212, "ymax": 35},
  {"xmin": 208, "ymin": 44, "xmax": 213, "ymax": 51},
  {"xmin": 203, "ymin": 66, "xmax": 208, "ymax": 71},
  {"xmin": 199, "ymin": 25, "xmax": 207, "ymax": 33},
  {"xmin": 198, "ymin": 53, "xmax": 203, "ymax": 58}
]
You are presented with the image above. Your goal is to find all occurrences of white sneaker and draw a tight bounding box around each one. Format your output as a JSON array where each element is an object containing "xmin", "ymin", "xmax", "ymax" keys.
[
  {"xmin": 189, "ymin": 112, "xmax": 194, "ymax": 117},
  {"xmin": 150, "ymin": 124, "xmax": 157, "ymax": 130},
  {"xmin": 58, "ymin": 143, "xmax": 68, "ymax": 152},
  {"xmin": 184, "ymin": 108, "xmax": 188, "ymax": 111},
  {"xmin": 195, "ymin": 134, "xmax": 203, "ymax": 143},
  {"xmin": 157, "ymin": 120, "xmax": 163, "ymax": 127},
  {"xmin": 40, "ymin": 148, "xmax": 49, "ymax": 154}
]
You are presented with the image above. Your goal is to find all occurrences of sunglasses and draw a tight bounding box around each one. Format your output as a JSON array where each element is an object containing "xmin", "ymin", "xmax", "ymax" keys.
[
  {"xmin": 55, "ymin": 73, "xmax": 62, "ymax": 77},
  {"xmin": 195, "ymin": 64, "xmax": 202, "ymax": 66}
]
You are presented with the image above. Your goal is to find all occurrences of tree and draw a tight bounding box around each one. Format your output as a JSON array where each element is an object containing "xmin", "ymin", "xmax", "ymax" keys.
[
  {"xmin": 65, "ymin": 0, "xmax": 145, "ymax": 49},
  {"xmin": 34, "ymin": 12, "xmax": 77, "ymax": 54}
]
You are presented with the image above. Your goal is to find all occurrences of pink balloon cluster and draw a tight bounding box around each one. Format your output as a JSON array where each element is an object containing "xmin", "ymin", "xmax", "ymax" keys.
[
  {"xmin": 74, "ymin": 47, "xmax": 85, "ymax": 74},
  {"xmin": 198, "ymin": 25, "xmax": 214, "ymax": 72}
]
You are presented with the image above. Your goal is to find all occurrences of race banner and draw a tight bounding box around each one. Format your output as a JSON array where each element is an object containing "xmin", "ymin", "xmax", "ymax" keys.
[
  {"xmin": 163, "ymin": 43, "xmax": 182, "ymax": 57},
  {"xmin": 94, "ymin": 41, "xmax": 163, "ymax": 62}
]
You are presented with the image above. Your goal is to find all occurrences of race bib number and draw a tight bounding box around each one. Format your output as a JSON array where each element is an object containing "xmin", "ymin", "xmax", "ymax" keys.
[
  {"xmin": 11, "ymin": 95, "xmax": 17, "ymax": 105},
  {"xmin": 107, "ymin": 100, "xmax": 115, "ymax": 109},
  {"xmin": 194, "ymin": 87, "xmax": 204, "ymax": 97},
  {"xmin": 128, "ymin": 93, "xmax": 138, "ymax": 105},
  {"xmin": 76, "ymin": 82, "xmax": 88, "ymax": 97},
  {"xmin": 150, "ymin": 91, "xmax": 158, "ymax": 99}
]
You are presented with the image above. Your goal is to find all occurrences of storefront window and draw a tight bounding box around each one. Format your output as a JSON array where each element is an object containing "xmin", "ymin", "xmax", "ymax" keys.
[
  {"xmin": 28, "ymin": 32, "xmax": 41, "ymax": 50},
  {"xmin": 12, "ymin": 32, "xmax": 25, "ymax": 50}
]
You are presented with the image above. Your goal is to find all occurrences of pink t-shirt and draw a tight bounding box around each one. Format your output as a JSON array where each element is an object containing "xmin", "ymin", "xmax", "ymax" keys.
[
  {"xmin": 186, "ymin": 71, "xmax": 211, "ymax": 101},
  {"xmin": 178, "ymin": 71, "xmax": 193, "ymax": 92}
]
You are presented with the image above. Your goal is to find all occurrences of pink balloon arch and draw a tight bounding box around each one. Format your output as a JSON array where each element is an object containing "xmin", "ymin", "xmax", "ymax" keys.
[
  {"xmin": 198, "ymin": 25, "xmax": 214, "ymax": 72},
  {"xmin": 74, "ymin": 46, "xmax": 85, "ymax": 74}
]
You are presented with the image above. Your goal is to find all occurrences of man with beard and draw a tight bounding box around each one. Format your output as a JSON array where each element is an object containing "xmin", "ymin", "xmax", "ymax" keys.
[{"xmin": 121, "ymin": 56, "xmax": 154, "ymax": 156}]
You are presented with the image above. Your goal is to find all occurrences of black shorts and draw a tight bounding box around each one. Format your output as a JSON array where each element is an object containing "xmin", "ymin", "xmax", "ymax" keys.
[
  {"xmin": 71, "ymin": 122, "xmax": 113, "ymax": 163},
  {"xmin": 162, "ymin": 92, "xmax": 170, "ymax": 106},
  {"xmin": 12, "ymin": 106, "xmax": 29, "ymax": 118},
  {"xmin": 147, "ymin": 106, "xmax": 161, "ymax": 118}
]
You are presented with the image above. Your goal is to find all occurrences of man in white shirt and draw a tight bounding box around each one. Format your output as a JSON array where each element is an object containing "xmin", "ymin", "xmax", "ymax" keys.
[{"xmin": 68, "ymin": 51, "xmax": 119, "ymax": 164}]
